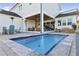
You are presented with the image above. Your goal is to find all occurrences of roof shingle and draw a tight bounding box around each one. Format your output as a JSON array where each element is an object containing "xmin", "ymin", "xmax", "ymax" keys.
[
  {"xmin": 55, "ymin": 9, "xmax": 79, "ymax": 18},
  {"xmin": 0, "ymin": 9, "xmax": 22, "ymax": 18}
]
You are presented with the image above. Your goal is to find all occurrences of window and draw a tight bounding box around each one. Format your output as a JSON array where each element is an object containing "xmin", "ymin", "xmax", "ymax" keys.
[
  {"xmin": 58, "ymin": 20, "xmax": 61, "ymax": 26},
  {"xmin": 19, "ymin": 4, "xmax": 22, "ymax": 11},
  {"xmin": 29, "ymin": 3, "xmax": 32, "ymax": 5},
  {"xmin": 67, "ymin": 19, "xmax": 72, "ymax": 25},
  {"xmin": 62, "ymin": 19, "xmax": 66, "ymax": 25}
]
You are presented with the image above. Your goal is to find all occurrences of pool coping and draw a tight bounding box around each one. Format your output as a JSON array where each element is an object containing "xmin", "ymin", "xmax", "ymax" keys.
[
  {"xmin": 0, "ymin": 33, "xmax": 76, "ymax": 56},
  {"xmin": 48, "ymin": 33, "xmax": 76, "ymax": 56}
]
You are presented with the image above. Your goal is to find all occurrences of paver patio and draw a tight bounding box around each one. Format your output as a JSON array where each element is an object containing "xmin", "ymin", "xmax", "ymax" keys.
[
  {"xmin": 76, "ymin": 34, "xmax": 79, "ymax": 56},
  {"xmin": 0, "ymin": 32, "xmax": 76, "ymax": 56}
]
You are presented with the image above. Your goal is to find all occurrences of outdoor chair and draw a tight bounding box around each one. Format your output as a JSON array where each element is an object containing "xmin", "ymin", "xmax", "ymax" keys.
[
  {"xmin": 15, "ymin": 28, "xmax": 21, "ymax": 33},
  {"xmin": 9, "ymin": 25, "xmax": 15, "ymax": 34},
  {"xmin": 2, "ymin": 27, "xmax": 8, "ymax": 34}
]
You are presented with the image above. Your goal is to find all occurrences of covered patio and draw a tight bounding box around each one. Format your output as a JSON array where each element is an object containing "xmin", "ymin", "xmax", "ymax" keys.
[{"xmin": 25, "ymin": 13, "xmax": 55, "ymax": 32}]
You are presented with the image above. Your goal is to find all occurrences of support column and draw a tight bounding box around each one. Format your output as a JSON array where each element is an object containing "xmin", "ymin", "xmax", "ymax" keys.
[
  {"xmin": 40, "ymin": 3, "xmax": 44, "ymax": 33},
  {"xmin": 22, "ymin": 18, "xmax": 27, "ymax": 32}
]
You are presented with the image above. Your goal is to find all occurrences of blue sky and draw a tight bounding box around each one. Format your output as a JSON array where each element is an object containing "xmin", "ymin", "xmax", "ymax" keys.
[
  {"xmin": 0, "ymin": 3, "xmax": 79, "ymax": 11},
  {"xmin": 0, "ymin": 3, "xmax": 15, "ymax": 10},
  {"xmin": 60, "ymin": 3, "xmax": 79, "ymax": 11}
]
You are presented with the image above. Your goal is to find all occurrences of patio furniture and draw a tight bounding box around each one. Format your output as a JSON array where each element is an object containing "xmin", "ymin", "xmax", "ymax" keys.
[
  {"xmin": 2, "ymin": 27, "xmax": 8, "ymax": 34},
  {"xmin": 15, "ymin": 28, "xmax": 21, "ymax": 33},
  {"xmin": 36, "ymin": 28, "xmax": 40, "ymax": 31},
  {"xmin": 9, "ymin": 25, "xmax": 15, "ymax": 34},
  {"xmin": 60, "ymin": 27, "xmax": 75, "ymax": 33},
  {"xmin": 54, "ymin": 28, "xmax": 61, "ymax": 32},
  {"xmin": 28, "ymin": 27, "xmax": 35, "ymax": 31}
]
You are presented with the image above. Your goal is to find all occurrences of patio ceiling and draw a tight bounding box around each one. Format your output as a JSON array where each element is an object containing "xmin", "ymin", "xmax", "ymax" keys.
[{"xmin": 25, "ymin": 14, "xmax": 54, "ymax": 21}]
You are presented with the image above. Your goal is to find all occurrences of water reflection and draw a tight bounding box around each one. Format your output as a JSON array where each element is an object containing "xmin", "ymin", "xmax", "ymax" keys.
[{"xmin": 40, "ymin": 36, "xmax": 44, "ymax": 49}]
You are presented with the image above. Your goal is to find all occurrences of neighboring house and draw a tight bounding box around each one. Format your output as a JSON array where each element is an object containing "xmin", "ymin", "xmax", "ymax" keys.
[
  {"xmin": 0, "ymin": 9, "xmax": 22, "ymax": 33},
  {"xmin": 10, "ymin": 3, "xmax": 61, "ymax": 33},
  {"xmin": 55, "ymin": 9, "xmax": 79, "ymax": 31}
]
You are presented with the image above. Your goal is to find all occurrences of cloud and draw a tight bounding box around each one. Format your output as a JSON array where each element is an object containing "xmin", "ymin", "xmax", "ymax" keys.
[{"xmin": 2, "ymin": 7, "xmax": 11, "ymax": 11}]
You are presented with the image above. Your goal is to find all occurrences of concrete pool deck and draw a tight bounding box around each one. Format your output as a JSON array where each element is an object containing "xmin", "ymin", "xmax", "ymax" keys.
[{"xmin": 0, "ymin": 32, "xmax": 76, "ymax": 56}]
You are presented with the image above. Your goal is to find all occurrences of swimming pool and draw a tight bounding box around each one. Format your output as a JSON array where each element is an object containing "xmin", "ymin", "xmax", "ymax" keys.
[{"xmin": 11, "ymin": 34, "xmax": 67, "ymax": 55}]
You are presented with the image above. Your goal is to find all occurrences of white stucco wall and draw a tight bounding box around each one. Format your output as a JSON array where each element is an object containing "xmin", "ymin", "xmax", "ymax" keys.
[
  {"xmin": 10, "ymin": 3, "xmax": 40, "ymax": 18},
  {"xmin": 43, "ymin": 3, "xmax": 61, "ymax": 18},
  {"xmin": 0, "ymin": 14, "xmax": 22, "ymax": 33},
  {"xmin": 10, "ymin": 3, "xmax": 61, "ymax": 18},
  {"xmin": 55, "ymin": 15, "xmax": 77, "ymax": 29}
]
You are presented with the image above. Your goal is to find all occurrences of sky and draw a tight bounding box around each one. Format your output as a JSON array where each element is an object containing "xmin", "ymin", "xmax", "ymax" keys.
[
  {"xmin": 0, "ymin": 3, "xmax": 15, "ymax": 10},
  {"xmin": 60, "ymin": 3, "xmax": 79, "ymax": 11},
  {"xmin": 0, "ymin": 3, "xmax": 79, "ymax": 11}
]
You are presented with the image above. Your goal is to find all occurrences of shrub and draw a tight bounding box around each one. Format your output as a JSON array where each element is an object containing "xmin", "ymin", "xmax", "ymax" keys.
[{"xmin": 60, "ymin": 27, "xmax": 75, "ymax": 33}]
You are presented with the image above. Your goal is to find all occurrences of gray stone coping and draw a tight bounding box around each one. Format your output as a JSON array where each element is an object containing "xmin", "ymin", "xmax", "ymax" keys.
[
  {"xmin": 48, "ymin": 34, "xmax": 75, "ymax": 56},
  {"xmin": 0, "ymin": 33, "xmax": 76, "ymax": 56}
]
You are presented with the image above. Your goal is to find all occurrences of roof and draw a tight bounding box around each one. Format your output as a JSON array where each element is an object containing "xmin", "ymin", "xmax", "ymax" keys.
[
  {"xmin": 26, "ymin": 13, "xmax": 54, "ymax": 20},
  {"xmin": 0, "ymin": 9, "xmax": 22, "ymax": 18},
  {"xmin": 10, "ymin": 3, "xmax": 19, "ymax": 11},
  {"xmin": 55, "ymin": 9, "xmax": 79, "ymax": 18}
]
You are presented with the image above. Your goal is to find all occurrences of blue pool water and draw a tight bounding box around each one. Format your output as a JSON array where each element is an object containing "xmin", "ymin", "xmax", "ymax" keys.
[{"xmin": 11, "ymin": 34, "xmax": 67, "ymax": 55}]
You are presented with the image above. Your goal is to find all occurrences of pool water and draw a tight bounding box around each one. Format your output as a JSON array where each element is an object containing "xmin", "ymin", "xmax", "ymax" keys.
[{"xmin": 11, "ymin": 34, "xmax": 67, "ymax": 55}]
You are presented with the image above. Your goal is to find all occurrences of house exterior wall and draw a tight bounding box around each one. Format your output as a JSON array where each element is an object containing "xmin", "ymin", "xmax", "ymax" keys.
[
  {"xmin": 10, "ymin": 3, "xmax": 61, "ymax": 18},
  {"xmin": 10, "ymin": 3, "xmax": 41, "ymax": 18},
  {"xmin": 0, "ymin": 14, "xmax": 22, "ymax": 33},
  {"xmin": 10, "ymin": 3, "xmax": 61, "ymax": 32},
  {"xmin": 42, "ymin": 3, "xmax": 61, "ymax": 17},
  {"xmin": 55, "ymin": 15, "xmax": 77, "ymax": 29}
]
